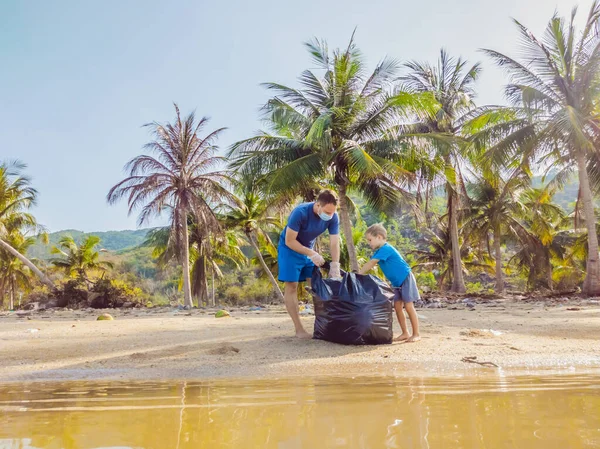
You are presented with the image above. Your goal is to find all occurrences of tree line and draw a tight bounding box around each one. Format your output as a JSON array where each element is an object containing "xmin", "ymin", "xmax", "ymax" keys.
[{"xmin": 3, "ymin": 3, "xmax": 600, "ymax": 308}]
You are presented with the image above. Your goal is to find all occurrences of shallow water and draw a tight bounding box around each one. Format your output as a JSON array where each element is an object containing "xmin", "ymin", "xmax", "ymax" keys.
[{"xmin": 1, "ymin": 374, "xmax": 599, "ymax": 449}]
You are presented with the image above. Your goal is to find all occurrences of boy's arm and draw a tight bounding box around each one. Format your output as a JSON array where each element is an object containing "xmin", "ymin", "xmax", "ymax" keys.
[{"xmin": 359, "ymin": 259, "xmax": 379, "ymax": 275}]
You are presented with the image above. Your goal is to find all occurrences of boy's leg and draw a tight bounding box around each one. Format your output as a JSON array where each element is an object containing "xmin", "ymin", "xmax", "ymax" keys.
[
  {"xmin": 394, "ymin": 301, "xmax": 410, "ymax": 341},
  {"xmin": 404, "ymin": 301, "xmax": 421, "ymax": 342},
  {"xmin": 284, "ymin": 281, "xmax": 310, "ymax": 339}
]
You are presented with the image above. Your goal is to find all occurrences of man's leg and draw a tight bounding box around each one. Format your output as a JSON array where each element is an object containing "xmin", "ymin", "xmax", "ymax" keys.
[{"xmin": 284, "ymin": 281, "xmax": 311, "ymax": 339}]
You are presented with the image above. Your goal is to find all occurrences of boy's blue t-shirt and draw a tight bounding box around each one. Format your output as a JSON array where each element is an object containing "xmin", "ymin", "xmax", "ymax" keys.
[
  {"xmin": 372, "ymin": 242, "xmax": 411, "ymax": 288},
  {"xmin": 279, "ymin": 202, "xmax": 339, "ymax": 250}
]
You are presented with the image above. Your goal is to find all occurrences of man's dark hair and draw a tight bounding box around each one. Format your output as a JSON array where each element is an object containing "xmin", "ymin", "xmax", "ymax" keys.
[{"xmin": 316, "ymin": 189, "xmax": 338, "ymax": 206}]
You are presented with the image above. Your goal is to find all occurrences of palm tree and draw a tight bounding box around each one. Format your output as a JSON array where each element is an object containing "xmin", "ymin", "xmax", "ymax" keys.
[
  {"xmin": 0, "ymin": 231, "xmax": 35, "ymax": 309},
  {"xmin": 189, "ymin": 222, "xmax": 247, "ymax": 306},
  {"xmin": 462, "ymin": 169, "xmax": 529, "ymax": 294},
  {"xmin": 221, "ymin": 177, "xmax": 285, "ymax": 301},
  {"xmin": 108, "ymin": 104, "xmax": 232, "ymax": 307},
  {"xmin": 399, "ymin": 49, "xmax": 482, "ymax": 293},
  {"xmin": 0, "ymin": 161, "xmax": 54, "ymax": 290},
  {"xmin": 229, "ymin": 34, "xmax": 424, "ymax": 271},
  {"xmin": 50, "ymin": 235, "xmax": 113, "ymax": 287},
  {"xmin": 411, "ymin": 221, "xmax": 486, "ymax": 291},
  {"xmin": 509, "ymin": 186, "xmax": 567, "ymax": 290},
  {"xmin": 478, "ymin": 2, "xmax": 600, "ymax": 295},
  {"xmin": 146, "ymin": 220, "xmax": 246, "ymax": 306}
]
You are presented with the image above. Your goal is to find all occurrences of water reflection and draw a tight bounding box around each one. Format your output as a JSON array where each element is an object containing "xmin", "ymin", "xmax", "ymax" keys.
[{"xmin": 1, "ymin": 375, "xmax": 599, "ymax": 449}]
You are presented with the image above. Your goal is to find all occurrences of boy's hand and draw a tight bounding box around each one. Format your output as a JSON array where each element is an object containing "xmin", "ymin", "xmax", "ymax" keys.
[
  {"xmin": 329, "ymin": 262, "xmax": 342, "ymax": 279},
  {"xmin": 359, "ymin": 259, "xmax": 379, "ymax": 275}
]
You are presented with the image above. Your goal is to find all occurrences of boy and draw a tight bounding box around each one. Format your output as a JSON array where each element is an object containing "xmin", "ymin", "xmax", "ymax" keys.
[{"xmin": 359, "ymin": 224, "xmax": 421, "ymax": 342}]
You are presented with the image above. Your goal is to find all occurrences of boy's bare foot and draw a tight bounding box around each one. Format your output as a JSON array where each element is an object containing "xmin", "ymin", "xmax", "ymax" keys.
[
  {"xmin": 295, "ymin": 329, "xmax": 312, "ymax": 339},
  {"xmin": 394, "ymin": 333, "xmax": 410, "ymax": 341},
  {"xmin": 406, "ymin": 335, "xmax": 421, "ymax": 343}
]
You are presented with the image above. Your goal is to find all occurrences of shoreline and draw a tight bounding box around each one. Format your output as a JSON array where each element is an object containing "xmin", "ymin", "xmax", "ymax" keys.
[{"xmin": 1, "ymin": 301, "xmax": 599, "ymax": 383}]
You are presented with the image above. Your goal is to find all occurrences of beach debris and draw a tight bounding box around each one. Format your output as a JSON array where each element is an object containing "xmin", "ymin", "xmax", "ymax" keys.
[
  {"xmin": 462, "ymin": 298, "xmax": 476, "ymax": 309},
  {"xmin": 25, "ymin": 328, "xmax": 40, "ymax": 333},
  {"xmin": 566, "ymin": 307, "xmax": 581, "ymax": 311},
  {"xmin": 461, "ymin": 356, "xmax": 499, "ymax": 368},
  {"xmin": 248, "ymin": 306, "xmax": 263, "ymax": 311},
  {"xmin": 215, "ymin": 310, "xmax": 231, "ymax": 318},
  {"xmin": 460, "ymin": 328, "xmax": 503, "ymax": 338},
  {"xmin": 97, "ymin": 313, "xmax": 114, "ymax": 321},
  {"xmin": 299, "ymin": 304, "xmax": 314, "ymax": 315}
]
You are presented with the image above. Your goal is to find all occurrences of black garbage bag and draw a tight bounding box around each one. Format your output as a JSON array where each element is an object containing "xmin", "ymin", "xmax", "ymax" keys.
[{"xmin": 310, "ymin": 267, "xmax": 394, "ymax": 345}]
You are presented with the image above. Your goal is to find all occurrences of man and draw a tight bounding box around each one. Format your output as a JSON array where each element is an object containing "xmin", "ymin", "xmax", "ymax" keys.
[{"xmin": 278, "ymin": 189, "xmax": 341, "ymax": 338}]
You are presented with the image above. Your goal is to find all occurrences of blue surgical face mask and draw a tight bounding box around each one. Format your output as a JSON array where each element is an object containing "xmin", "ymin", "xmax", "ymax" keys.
[{"xmin": 319, "ymin": 212, "xmax": 334, "ymax": 221}]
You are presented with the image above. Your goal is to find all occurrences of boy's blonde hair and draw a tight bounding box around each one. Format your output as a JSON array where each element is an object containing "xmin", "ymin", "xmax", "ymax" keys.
[{"xmin": 366, "ymin": 223, "xmax": 387, "ymax": 239}]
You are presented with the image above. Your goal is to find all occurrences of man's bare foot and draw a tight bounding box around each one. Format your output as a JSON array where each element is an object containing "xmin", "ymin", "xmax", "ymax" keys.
[
  {"xmin": 406, "ymin": 335, "xmax": 421, "ymax": 343},
  {"xmin": 295, "ymin": 329, "xmax": 312, "ymax": 339},
  {"xmin": 394, "ymin": 333, "xmax": 410, "ymax": 341}
]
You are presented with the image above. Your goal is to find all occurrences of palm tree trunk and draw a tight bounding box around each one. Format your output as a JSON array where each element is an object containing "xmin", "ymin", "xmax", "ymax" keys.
[
  {"xmin": 9, "ymin": 287, "xmax": 14, "ymax": 310},
  {"xmin": 546, "ymin": 257, "xmax": 553, "ymax": 290},
  {"xmin": 247, "ymin": 231, "xmax": 284, "ymax": 301},
  {"xmin": 0, "ymin": 238, "xmax": 55, "ymax": 290},
  {"xmin": 179, "ymin": 209, "xmax": 193, "ymax": 308},
  {"xmin": 448, "ymin": 188, "xmax": 466, "ymax": 293},
  {"xmin": 202, "ymin": 259, "xmax": 209, "ymax": 306},
  {"xmin": 211, "ymin": 267, "xmax": 215, "ymax": 307},
  {"xmin": 494, "ymin": 226, "xmax": 504, "ymax": 294},
  {"xmin": 338, "ymin": 184, "xmax": 359, "ymax": 272},
  {"xmin": 576, "ymin": 151, "xmax": 600, "ymax": 295}
]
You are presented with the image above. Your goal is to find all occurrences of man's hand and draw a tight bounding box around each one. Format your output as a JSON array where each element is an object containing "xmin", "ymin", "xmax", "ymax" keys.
[
  {"xmin": 329, "ymin": 261, "xmax": 342, "ymax": 279},
  {"xmin": 309, "ymin": 252, "xmax": 326, "ymax": 267}
]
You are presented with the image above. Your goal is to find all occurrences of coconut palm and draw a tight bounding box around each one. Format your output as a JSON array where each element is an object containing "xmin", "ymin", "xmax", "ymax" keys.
[
  {"xmin": 411, "ymin": 221, "xmax": 487, "ymax": 291},
  {"xmin": 462, "ymin": 169, "xmax": 529, "ymax": 294},
  {"xmin": 146, "ymin": 221, "xmax": 246, "ymax": 306},
  {"xmin": 399, "ymin": 49, "xmax": 483, "ymax": 293},
  {"xmin": 189, "ymin": 222, "xmax": 247, "ymax": 306},
  {"xmin": 477, "ymin": 2, "xmax": 600, "ymax": 294},
  {"xmin": 221, "ymin": 177, "xmax": 285, "ymax": 301},
  {"xmin": 0, "ymin": 230, "xmax": 35, "ymax": 309},
  {"xmin": 508, "ymin": 186, "xmax": 567, "ymax": 290},
  {"xmin": 50, "ymin": 235, "xmax": 113, "ymax": 286},
  {"xmin": 108, "ymin": 104, "xmax": 232, "ymax": 307},
  {"xmin": 0, "ymin": 161, "xmax": 54, "ymax": 290},
  {"xmin": 229, "ymin": 34, "xmax": 427, "ymax": 271}
]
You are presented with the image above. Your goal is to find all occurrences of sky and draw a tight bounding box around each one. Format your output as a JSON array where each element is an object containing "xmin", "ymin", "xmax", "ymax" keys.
[{"xmin": 0, "ymin": 0, "xmax": 589, "ymax": 232}]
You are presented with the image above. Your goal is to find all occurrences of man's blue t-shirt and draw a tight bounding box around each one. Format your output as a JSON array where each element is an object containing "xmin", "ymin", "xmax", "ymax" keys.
[
  {"xmin": 372, "ymin": 243, "xmax": 411, "ymax": 288},
  {"xmin": 279, "ymin": 202, "xmax": 339, "ymax": 251}
]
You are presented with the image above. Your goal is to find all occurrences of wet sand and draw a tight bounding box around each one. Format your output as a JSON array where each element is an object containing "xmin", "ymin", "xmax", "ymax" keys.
[{"xmin": 1, "ymin": 300, "xmax": 599, "ymax": 382}]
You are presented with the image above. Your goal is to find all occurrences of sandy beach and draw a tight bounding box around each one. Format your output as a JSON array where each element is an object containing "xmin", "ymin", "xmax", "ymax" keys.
[{"xmin": 1, "ymin": 298, "xmax": 599, "ymax": 383}]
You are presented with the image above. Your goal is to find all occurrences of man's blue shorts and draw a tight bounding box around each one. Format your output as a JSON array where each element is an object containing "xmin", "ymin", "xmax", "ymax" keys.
[{"xmin": 277, "ymin": 245, "xmax": 314, "ymax": 283}]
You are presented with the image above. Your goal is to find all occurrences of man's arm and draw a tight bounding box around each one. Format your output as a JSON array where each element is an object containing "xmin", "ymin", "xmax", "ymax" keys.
[
  {"xmin": 330, "ymin": 234, "xmax": 340, "ymax": 263},
  {"xmin": 359, "ymin": 259, "xmax": 379, "ymax": 275},
  {"xmin": 285, "ymin": 228, "xmax": 316, "ymax": 257}
]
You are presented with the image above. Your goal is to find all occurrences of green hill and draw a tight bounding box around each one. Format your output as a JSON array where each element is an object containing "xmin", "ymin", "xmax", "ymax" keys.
[{"xmin": 28, "ymin": 228, "xmax": 152, "ymax": 260}]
